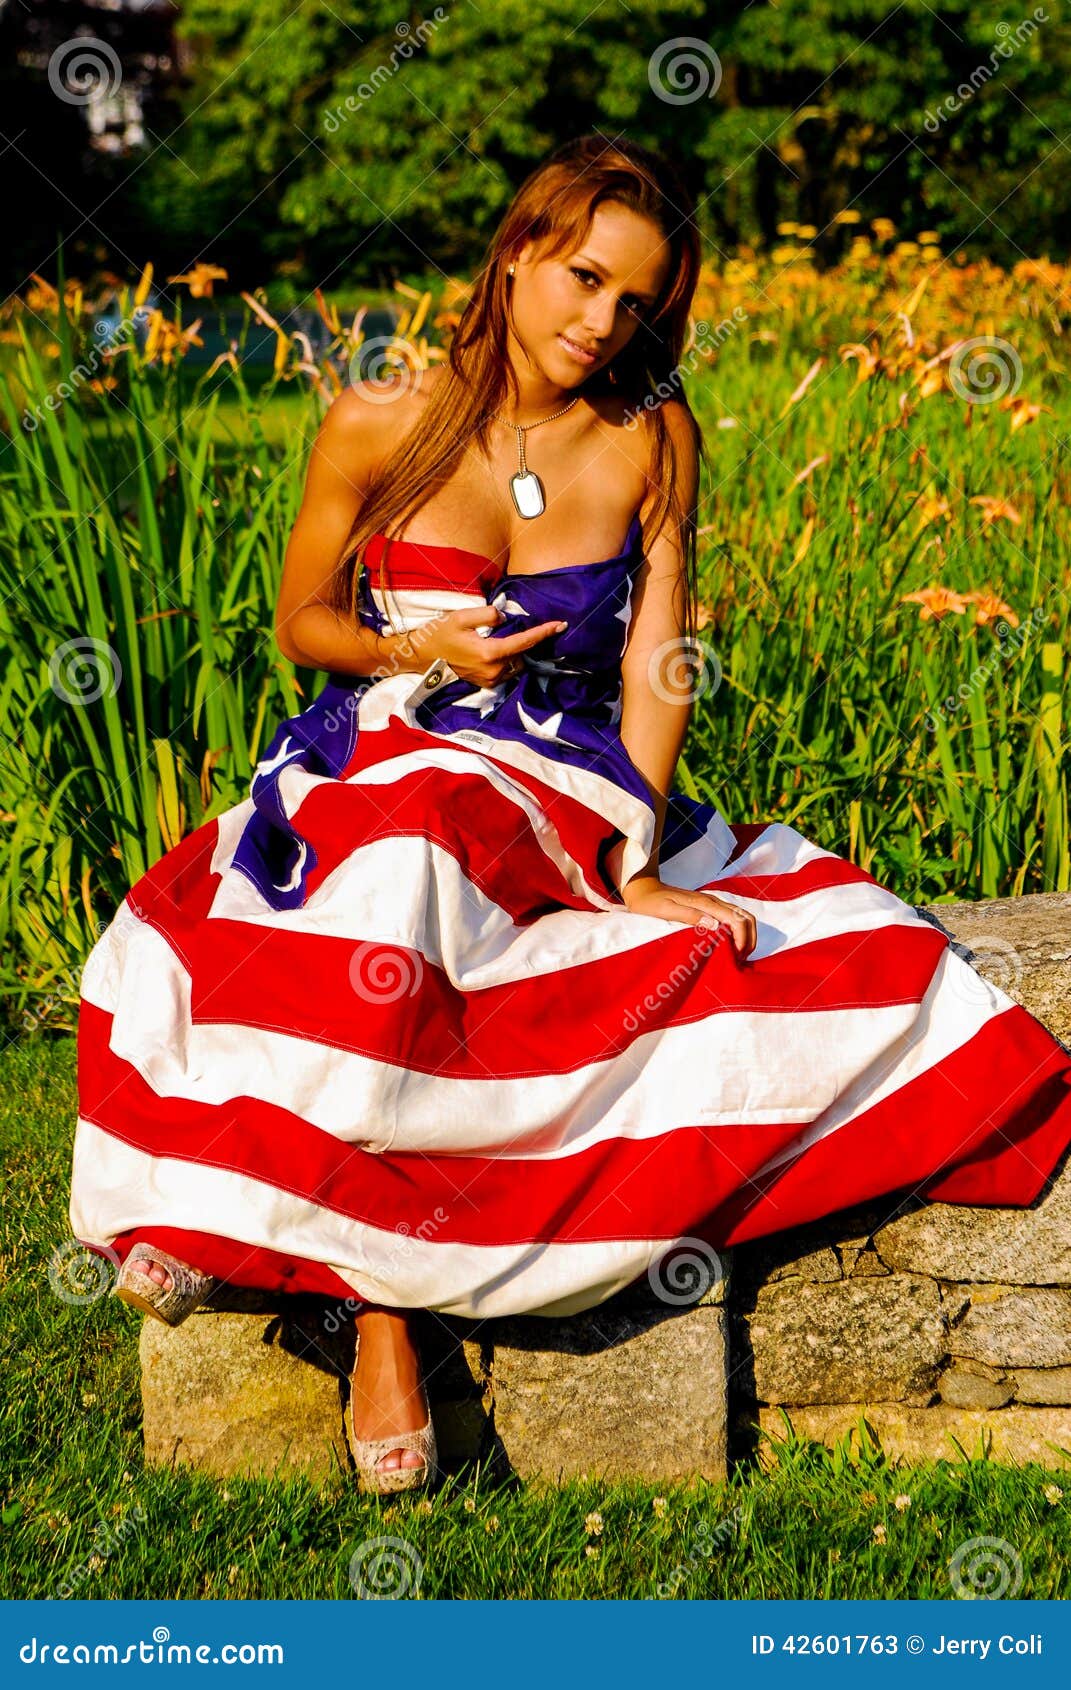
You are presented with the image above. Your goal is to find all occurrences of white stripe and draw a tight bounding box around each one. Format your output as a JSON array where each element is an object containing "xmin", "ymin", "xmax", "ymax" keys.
[
  {"xmin": 273, "ymin": 741, "xmax": 617, "ymax": 911},
  {"xmin": 354, "ymin": 672, "xmax": 677, "ymax": 897},
  {"xmin": 68, "ymin": 1120, "xmax": 680, "ymax": 1318},
  {"xmin": 368, "ymin": 584, "xmax": 487, "ymax": 636},
  {"xmin": 79, "ymin": 890, "xmax": 1006, "ymax": 1158}
]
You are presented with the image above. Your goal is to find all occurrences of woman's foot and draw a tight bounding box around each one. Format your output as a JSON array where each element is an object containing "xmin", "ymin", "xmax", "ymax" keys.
[
  {"xmin": 113, "ymin": 1243, "xmax": 214, "ymax": 1328},
  {"xmin": 349, "ymin": 1306, "xmax": 429, "ymax": 1474}
]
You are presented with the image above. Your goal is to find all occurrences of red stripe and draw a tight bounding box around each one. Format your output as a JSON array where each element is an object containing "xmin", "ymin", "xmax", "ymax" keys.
[
  {"xmin": 77, "ymin": 997, "xmax": 1071, "ymax": 1261},
  {"xmin": 709, "ymin": 854, "xmax": 878, "ymax": 901},
  {"xmin": 189, "ymin": 920, "xmax": 953, "ymax": 1077},
  {"xmin": 724, "ymin": 822, "xmax": 769, "ymax": 866},
  {"xmin": 124, "ymin": 816, "xmax": 223, "ymax": 970},
  {"xmin": 294, "ymin": 765, "xmax": 596, "ymax": 917},
  {"xmin": 101, "ymin": 1228, "xmax": 365, "ymax": 1302},
  {"xmin": 341, "ymin": 717, "xmax": 624, "ymax": 885},
  {"xmin": 365, "ymin": 533, "xmax": 500, "ymax": 593}
]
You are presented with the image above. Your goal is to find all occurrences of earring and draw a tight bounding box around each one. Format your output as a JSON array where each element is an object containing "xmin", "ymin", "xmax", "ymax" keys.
[
  {"xmin": 507, "ymin": 263, "xmax": 515, "ymax": 276},
  {"xmin": 608, "ymin": 365, "xmax": 618, "ymax": 385}
]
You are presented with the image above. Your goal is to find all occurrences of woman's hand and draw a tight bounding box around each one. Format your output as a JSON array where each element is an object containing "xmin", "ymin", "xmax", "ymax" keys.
[
  {"xmin": 406, "ymin": 606, "xmax": 567, "ymax": 689},
  {"xmin": 620, "ymin": 872, "xmax": 757, "ymax": 958}
]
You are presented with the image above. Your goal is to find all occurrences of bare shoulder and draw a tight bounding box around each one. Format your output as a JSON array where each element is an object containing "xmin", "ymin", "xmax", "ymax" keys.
[{"xmin": 316, "ymin": 364, "xmax": 449, "ymax": 489}]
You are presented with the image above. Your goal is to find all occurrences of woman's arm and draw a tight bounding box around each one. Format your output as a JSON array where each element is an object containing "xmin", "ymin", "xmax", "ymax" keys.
[
  {"xmin": 274, "ymin": 387, "xmax": 425, "ymax": 676},
  {"xmin": 274, "ymin": 386, "xmax": 567, "ymax": 683},
  {"xmin": 611, "ymin": 401, "xmax": 756, "ymax": 957}
]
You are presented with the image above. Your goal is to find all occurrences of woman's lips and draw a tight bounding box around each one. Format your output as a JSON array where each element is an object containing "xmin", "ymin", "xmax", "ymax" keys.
[{"xmin": 558, "ymin": 333, "xmax": 598, "ymax": 367}]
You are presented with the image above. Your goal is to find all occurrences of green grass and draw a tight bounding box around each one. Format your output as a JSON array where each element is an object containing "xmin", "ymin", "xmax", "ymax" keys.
[{"xmin": 3, "ymin": 1036, "xmax": 1068, "ymax": 1600}]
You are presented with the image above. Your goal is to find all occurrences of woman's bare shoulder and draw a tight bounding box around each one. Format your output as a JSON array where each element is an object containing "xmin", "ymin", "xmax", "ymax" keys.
[{"xmin": 318, "ymin": 364, "xmax": 449, "ymax": 487}]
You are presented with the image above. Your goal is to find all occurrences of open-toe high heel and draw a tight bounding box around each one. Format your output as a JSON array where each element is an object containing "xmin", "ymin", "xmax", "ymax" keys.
[
  {"xmin": 113, "ymin": 1241, "xmax": 216, "ymax": 1327},
  {"xmin": 344, "ymin": 1364, "xmax": 439, "ymax": 1496}
]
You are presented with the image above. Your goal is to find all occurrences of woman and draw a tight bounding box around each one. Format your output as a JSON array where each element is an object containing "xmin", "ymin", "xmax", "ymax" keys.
[{"xmin": 70, "ymin": 135, "xmax": 1071, "ymax": 1497}]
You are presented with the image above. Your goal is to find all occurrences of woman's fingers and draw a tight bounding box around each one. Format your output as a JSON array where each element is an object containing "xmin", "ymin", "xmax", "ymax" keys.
[{"xmin": 688, "ymin": 898, "xmax": 756, "ymax": 955}]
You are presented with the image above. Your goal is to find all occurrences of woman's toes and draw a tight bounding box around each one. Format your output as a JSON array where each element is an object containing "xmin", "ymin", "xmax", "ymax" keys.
[
  {"xmin": 142, "ymin": 1262, "xmax": 172, "ymax": 1289},
  {"xmin": 377, "ymin": 1449, "xmax": 425, "ymax": 1472}
]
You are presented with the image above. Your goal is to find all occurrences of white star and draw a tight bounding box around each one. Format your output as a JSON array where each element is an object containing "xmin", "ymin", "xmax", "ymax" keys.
[
  {"xmin": 517, "ymin": 697, "xmax": 565, "ymax": 741},
  {"xmin": 492, "ymin": 592, "xmax": 529, "ymax": 617},
  {"xmin": 272, "ymin": 838, "xmax": 307, "ymax": 893},
  {"xmin": 253, "ymin": 734, "xmax": 302, "ymax": 785},
  {"xmin": 454, "ymin": 685, "xmax": 504, "ymax": 714}
]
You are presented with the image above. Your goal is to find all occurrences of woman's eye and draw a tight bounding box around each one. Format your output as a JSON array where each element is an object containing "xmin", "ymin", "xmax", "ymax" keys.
[{"xmin": 571, "ymin": 268, "xmax": 645, "ymax": 317}]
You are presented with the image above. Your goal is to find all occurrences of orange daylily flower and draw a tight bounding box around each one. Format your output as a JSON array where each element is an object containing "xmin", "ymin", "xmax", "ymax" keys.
[
  {"xmin": 899, "ymin": 587, "xmax": 969, "ymax": 620},
  {"xmin": 968, "ymin": 495, "xmax": 1022, "ymax": 528},
  {"xmin": 914, "ymin": 363, "xmax": 947, "ymax": 399},
  {"xmin": 142, "ymin": 310, "xmax": 204, "ymax": 366},
  {"xmin": 168, "ymin": 263, "xmax": 229, "ymax": 299},
  {"xmin": 1000, "ymin": 394, "xmax": 1052, "ymax": 431},
  {"xmin": 840, "ymin": 342, "xmax": 883, "ymax": 384},
  {"xmin": 961, "ymin": 590, "xmax": 1019, "ymax": 627},
  {"xmin": 914, "ymin": 494, "xmax": 953, "ymax": 527}
]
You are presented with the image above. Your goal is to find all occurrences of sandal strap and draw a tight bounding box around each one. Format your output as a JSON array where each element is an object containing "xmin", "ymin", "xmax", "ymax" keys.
[{"xmin": 126, "ymin": 1241, "xmax": 214, "ymax": 1296}]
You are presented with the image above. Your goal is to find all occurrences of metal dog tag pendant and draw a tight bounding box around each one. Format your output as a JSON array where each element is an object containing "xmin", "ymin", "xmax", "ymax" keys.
[{"xmin": 510, "ymin": 470, "xmax": 545, "ymax": 519}]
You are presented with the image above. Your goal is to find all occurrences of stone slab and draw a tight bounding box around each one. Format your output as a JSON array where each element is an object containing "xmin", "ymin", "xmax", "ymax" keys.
[
  {"xmin": 750, "ymin": 1402, "xmax": 1071, "ymax": 1471},
  {"xmin": 139, "ymin": 1301, "xmax": 491, "ymax": 1481},
  {"xmin": 745, "ymin": 1276, "xmax": 946, "ymax": 1405},
  {"xmin": 140, "ymin": 1308, "xmax": 350, "ymax": 1484},
  {"xmin": 949, "ymin": 1287, "xmax": 1071, "ymax": 1369},
  {"xmin": 875, "ymin": 1162, "xmax": 1071, "ymax": 1285},
  {"xmin": 491, "ymin": 1301, "xmax": 728, "ymax": 1483}
]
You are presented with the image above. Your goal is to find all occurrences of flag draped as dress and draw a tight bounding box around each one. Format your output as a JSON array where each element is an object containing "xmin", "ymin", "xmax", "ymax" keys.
[{"xmin": 69, "ymin": 510, "xmax": 1071, "ymax": 1317}]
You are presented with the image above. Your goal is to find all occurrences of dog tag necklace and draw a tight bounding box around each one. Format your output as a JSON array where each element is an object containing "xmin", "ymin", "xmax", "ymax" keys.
[{"xmin": 501, "ymin": 396, "xmax": 581, "ymax": 518}]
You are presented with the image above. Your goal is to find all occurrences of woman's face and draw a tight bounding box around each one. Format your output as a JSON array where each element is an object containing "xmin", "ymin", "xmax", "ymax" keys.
[{"xmin": 507, "ymin": 202, "xmax": 671, "ymax": 387}]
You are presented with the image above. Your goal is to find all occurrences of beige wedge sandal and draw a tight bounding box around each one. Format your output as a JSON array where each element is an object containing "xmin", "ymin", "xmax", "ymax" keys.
[
  {"xmin": 344, "ymin": 1374, "xmax": 439, "ymax": 1496},
  {"xmin": 113, "ymin": 1241, "xmax": 217, "ymax": 1327}
]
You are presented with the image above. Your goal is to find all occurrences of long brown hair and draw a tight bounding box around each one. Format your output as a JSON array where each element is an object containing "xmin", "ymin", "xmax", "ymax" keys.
[{"xmin": 327, "ymin": 132, "xmax": 707, "ymax": 647}]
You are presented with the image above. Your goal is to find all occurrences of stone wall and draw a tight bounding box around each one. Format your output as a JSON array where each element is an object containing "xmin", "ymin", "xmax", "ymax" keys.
[
  {"xmin": 731, "ymin": 891, "xmax": 1071, "ymax": 1473},
  {"xmin": 135, "ymin": 892, "xmax": 1071, "ymax": 1484}
]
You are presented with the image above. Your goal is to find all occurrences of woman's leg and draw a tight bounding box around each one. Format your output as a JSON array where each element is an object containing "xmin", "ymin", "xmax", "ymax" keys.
[{"xmin": 350, "ymin": 1304, "xmax": 429, "ymax": 1473}]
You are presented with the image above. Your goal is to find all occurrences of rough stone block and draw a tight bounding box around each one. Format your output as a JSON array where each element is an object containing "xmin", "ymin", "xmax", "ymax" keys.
[
  {"xmin": 949, "ymin": 1288, "xmax": 1071, "ymax": 1370},
  {"xmin": 139, "ymin": 1296, "xmax": 490, "ymax": 1482},
  {"xmin": 140, "ymin": 1305, "xmax": 350, "ymax": 1484},
  {"xmin": 875, "ymin": 1160, "xmax": 1071, "ymax": 1285},
  {"xmin": 1012, "ymin": 1367, "xmax": 1071, "ymax": 1406},
  {"xmin": 745, "ymin": 1276, "xmax": 946, "ymax": 1405},
  {"xmin": 750, "ymin": 1402, "xmax": 1071, "ymax": 1471},
  {"xmin": 938, "ymin": 1362, "xmax": 1014, "ymax": 1410},
  {"xmin": 490, "ymin": 1299, "xmax": 728, "ymax": 1484}
]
